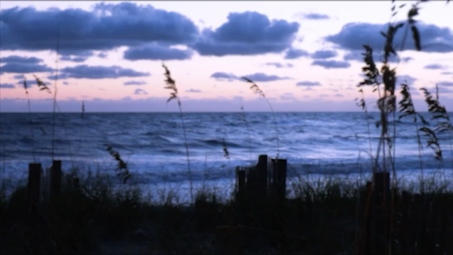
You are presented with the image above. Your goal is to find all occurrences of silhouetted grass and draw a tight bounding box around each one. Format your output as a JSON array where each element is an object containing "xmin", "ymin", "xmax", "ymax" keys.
[
  {"xmin": 162, "ymin": 63, "xmax": 194, "ymax": 203},
  {"xmin": 2, "ymin": 171, "xmax": 453, "ymax": 255},
  {"xmin": 242, "ymin": 77, "xmax": 280, "ymax": 158}
]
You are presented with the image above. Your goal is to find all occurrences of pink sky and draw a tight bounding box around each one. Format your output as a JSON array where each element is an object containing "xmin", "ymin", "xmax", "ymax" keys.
[{"xmin": 0, "ymin": 1, "xmax": 452, "ymax": 112}]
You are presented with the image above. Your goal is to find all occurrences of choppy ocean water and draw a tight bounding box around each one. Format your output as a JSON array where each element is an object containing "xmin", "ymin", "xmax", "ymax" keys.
[{"xmin": 1, "ymin": 112, "xmax": 452, "ymax": 198}]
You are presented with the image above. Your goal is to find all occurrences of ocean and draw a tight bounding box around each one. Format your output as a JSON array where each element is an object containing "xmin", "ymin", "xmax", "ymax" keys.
[{"xmin": 1, "ymin": 112, "xmax": 451, "ymax": 199}]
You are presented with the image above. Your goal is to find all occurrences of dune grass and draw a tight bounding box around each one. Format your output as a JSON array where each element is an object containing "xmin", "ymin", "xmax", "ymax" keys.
[{"xmin": 2, "ymin": 170, "xmax": 453, "ymax": 255}]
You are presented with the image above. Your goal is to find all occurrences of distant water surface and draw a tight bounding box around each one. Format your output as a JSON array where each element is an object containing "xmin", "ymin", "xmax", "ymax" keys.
[{"xmin": 1, "ymin": 112, "xmax": 451, "ymax": 196}]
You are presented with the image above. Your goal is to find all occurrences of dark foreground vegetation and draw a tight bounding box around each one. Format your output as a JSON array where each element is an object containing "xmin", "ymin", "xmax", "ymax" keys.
[{"xmin": 1, "ymin": 168, "xmax": 453, "ymax": 255}]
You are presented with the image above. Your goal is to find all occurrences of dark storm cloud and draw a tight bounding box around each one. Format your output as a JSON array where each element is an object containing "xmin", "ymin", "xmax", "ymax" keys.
[
  {"xmin": 60, "ymin": 65, "xmax": 150, "ymax": 79},
  {"xmin": 326, "ymin": 22, "xmax": 453, "ymax": 53},
  {"xmin": 0, "ymin": 3, "xmax": 198, "ymax": 55},
  {"xmin": 310, "ymin": 50, "xmax": 337, "ymax": 59},
  {"xmin": 124, "ymin": 44, "xmax": 193, "ymax": 60},
  {"xmin": 284, "ymin": 48, "xmax": 309, "ymax": 59},
  {"xmin": 311, "ymin": 60, "xmax": 350, "ymax": 69},
  {"xmin": 192, "ymin": 11, "xmax": 299, "ymax": 56}
]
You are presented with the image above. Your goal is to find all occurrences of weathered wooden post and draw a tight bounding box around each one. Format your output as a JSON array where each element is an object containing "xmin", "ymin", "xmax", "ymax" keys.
[
  {"xmin": 73, "ymin": 177, "xmax": 80, "ymax": 190},
  {"xmin": 357, "ymin": 181, "xmax": 373, "ymax": 255},
  {"xmin": 372, "ymin": 172, "xmax": 390, "ymax": 255},
  {"xmin": 50, "ymin": 160, "xmax": 62, "ymax": 204},
  {"xmin": 247, "ymin": 165, "xmax": 258, "ymax": 198},
  {"xmin": 28, "ymin": 163, "xmax": 41, "ymax": 225},
  {"xmin": 236, "ymin": 166, "xmax": 246, "ymax": 202},
  {"xmin": 277, "ymin": 159, "xmax": 287, "ymax": 202},
  {"xmin": 257, "ymin": 155, "xmax": 268, "ymax": 197},
  {"xmin": 271, "ymin": 158, "xmax": 287, "ymax": 202}
]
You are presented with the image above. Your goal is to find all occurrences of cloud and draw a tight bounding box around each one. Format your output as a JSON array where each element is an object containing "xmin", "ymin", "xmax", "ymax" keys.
[
  {"xmin": 441, "ymin": 72, "xmax": 453, "ymax": 75},
  {"xmin": 436, "ymin": 86, "xmax": 453, "ymax": 93},
  {"xmin": 343, "ymin": 50, "xmax": 412, "ymax": 63},
  {"xmin": 124, "ymin": 44, "xmax": 193, "ymax": 60},
  {"xmin": 98, "ymin": 52, "xmax": 108, "ymax": 58},
  {"xmin": 0, "ymin": 55, "xmax": 42, "ymax": 64},
  {"xmin": 284, "ymin": 48, "xmax": 309, "ymax": 59},
  {"xmin": 296, "ymin": 81, "xmax": 321, "ymax": 86},
  {"xmin": 60, "ymin": 65, "xmax": 150, "ymax": 79},
  {"xmin": 265, "ymin": 62, "xmax": 293, "ymax": 68},
  {"xmin": 124, "ymin": 80, "xmax": 147, "ymax": 86},
  {"xmin": 47, "ymin": 74, "xmax": 69, "ymax": 80},
  {"xmin": 311, "ymin": 50, "xmax": 337, "ymax": 59},
  {"xmin": 438, "ymin": 81, "xmax": 453, "ymax": 87},
  {"xmin": 60, "ymin": 56, "xmax": 88, "ymax": 62},
  {"xmin": 210, "ymin": 72, "xmax": 239, "ymax": 82},
  {"xmin": 0, "ymin": 63, "xmax": 54, "ymax": 73},
  {"xmin": 312, "ymin": 60, "xmax": 350, "ymax": 69},
  {"xmin": 63, "ymin": 81, "xmax": 69, "ymax": 85},
  {"xmin": 396, "ymin": 75, "xmax": 417, "ymax": 86},
  {"xmin": 0, "ymin": 3, "xmax": 198, "ymax": 55},
  {"xmin": 192, "ymin": 11, "xmax": 299, "ymax": 56},
  {"xmin": 280, "ymin": 93, "xmax": 295, "ymax": 100},
  {"xmin": 16, "ymin": 79, "xmax": 51, "ymax": 86},
  {"xmin": 334, "ymin": 93, "xmax": 343, "ymax": 97},
  {"xmin": 303, "ymin": 13, "xmax": 330, "ymax": 20},
  {"xmin": 424, "ymin": 64, "xmax": 448, "ymax": 70},
  {"xmin": 186, "ymin": 89, "xmax": 201, "ymax": 93},
  {"xmin": 0, "ymin": 83, "xmax": 15, "ymax": 88},
  {"xmin": 134, "ymin": 88, "xmax": 148, "ymax": 95},
  {"xmin": 326, "ymin": 22, "xmax": 453, "ymax": 53},
  {"xmin": 242, "ymin": 73, "xmax": 291, "ymax": 82}
]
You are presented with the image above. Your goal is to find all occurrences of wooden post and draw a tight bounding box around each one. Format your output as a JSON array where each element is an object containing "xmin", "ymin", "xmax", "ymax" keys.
[
  {"xmin": 236, "ymin": 166, "xmax": 246, "ymax": 202},
  {"xmin": 272, "ymin": 159, "xmax": 278, "ymax": 197},
  {"xmin": 358, "ymin": 181, "xmax": 373, "ymax": 255},
  {"xmin": 373, "ymin": 172, "xmax": 390, "ymax": 255},
  {"xmin": 50, "ymin": 160, "xmax": 62, "ymax": 203},
  {"xmin": 73, "ymin": 177, "xmax": 80, "ymax": 190},
  {"xmin": 28, "ymin": 163, "xmax": 41, "ymax": 225},
  {"xmin": 247, "ymin": 166, "xmax": 258, "ymax": 197},
  {"xmin": 277, "ymin": 159, "xmax": 287, "ymax": 202},
  {"xmin": 257, "ymin": 155, "xmax": 268, "ymax": 197}
]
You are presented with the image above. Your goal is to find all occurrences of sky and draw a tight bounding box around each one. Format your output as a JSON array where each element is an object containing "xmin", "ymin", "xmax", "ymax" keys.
[{"xmin": 0, "ymin": 1, "xmax": 452, "ymax": 112}]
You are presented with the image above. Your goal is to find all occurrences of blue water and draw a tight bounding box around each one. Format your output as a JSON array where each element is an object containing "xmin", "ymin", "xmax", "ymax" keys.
[{"xmin": 0, "ymin": 112, "xmax": 452, "ymax": 197}]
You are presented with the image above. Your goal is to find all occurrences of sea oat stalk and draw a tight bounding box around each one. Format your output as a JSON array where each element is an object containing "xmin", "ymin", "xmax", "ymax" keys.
[
  {"xmin": 162, "ymin": 63, "xmax": 193, "ymax": 203},
  {"xmin": 242, "ymin": 77, "xmax": 280, "ymax": 158}
]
